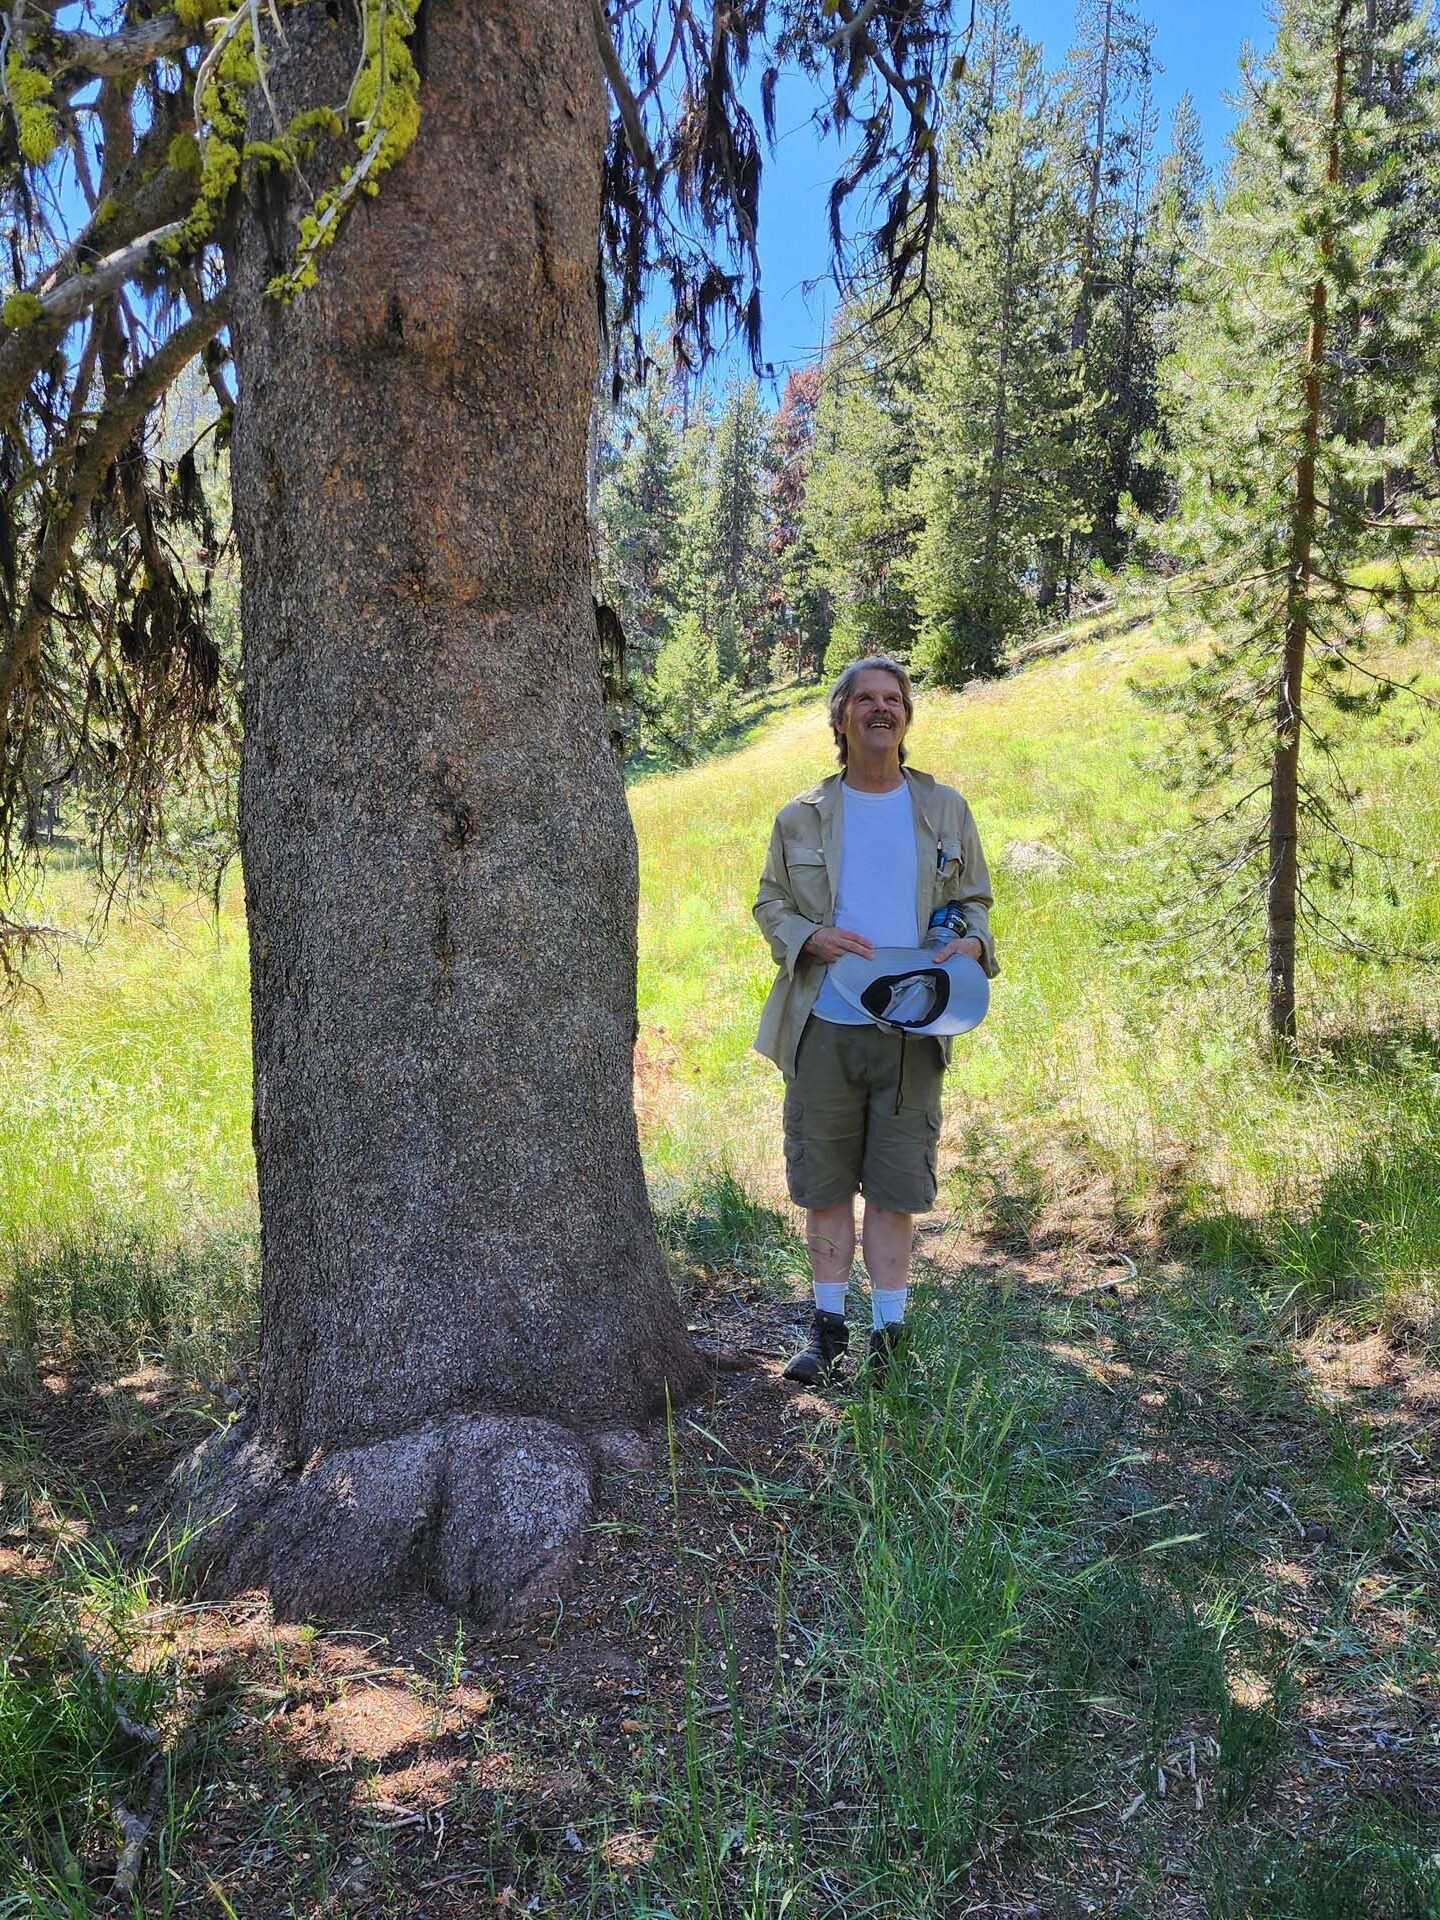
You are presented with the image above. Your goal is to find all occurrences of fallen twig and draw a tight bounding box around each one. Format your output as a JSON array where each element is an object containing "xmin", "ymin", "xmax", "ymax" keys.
[{"xmin": 111, "ymin": 1729, "xmax": 198, "ymax": 1901}]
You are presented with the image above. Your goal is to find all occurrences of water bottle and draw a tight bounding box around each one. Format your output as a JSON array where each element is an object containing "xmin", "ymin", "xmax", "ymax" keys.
[{"xmin": 924, "ymin": 902, "xmax": 969, "ymax": 953}]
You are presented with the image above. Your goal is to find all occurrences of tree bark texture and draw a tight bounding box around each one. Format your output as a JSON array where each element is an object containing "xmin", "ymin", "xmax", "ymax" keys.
[{"xmin": 179, "ymin": 0, "xmax": 704, "ymax": 1621}]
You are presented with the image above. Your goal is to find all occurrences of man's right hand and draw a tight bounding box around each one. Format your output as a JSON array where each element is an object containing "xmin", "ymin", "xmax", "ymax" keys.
[{"xmin": 802, "ymin": 926, "xmax": 875, "ymax": 964}]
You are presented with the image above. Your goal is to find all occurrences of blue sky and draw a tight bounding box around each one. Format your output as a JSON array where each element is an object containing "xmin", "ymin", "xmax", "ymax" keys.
[{"xmin": 742, "ymin": 0, "xmax": 1271, "ymax": 378}]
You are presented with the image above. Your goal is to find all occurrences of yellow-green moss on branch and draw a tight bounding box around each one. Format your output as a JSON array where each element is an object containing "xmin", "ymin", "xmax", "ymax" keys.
[
  {"xmin": 4, "ymin": 50, "xmax": 60, "ymax": 165},
  {"xmin": 179, "ymin": 0, "xmax": 422, "ymax": 297}
]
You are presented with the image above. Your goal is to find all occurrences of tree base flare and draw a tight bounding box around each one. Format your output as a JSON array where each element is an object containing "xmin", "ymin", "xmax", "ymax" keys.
[{"xmin": 169, "ymin": 1413, "xmax": 595, "ymax": 1627}]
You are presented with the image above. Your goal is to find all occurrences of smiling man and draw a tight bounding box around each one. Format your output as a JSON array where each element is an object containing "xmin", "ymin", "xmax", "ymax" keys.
[{"xmin": 753, "ymin": 656, "xmax": 999, "ymax": 1385}]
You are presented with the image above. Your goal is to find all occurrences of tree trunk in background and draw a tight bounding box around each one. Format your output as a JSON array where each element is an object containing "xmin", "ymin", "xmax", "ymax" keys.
[
  {"xmin": 174, "ymin": 0, "xmax": 704, "ymax": 1623},
  {"xmin": 1267, "ymin": 31, "xmax": 1346, "ymax": 1053}
]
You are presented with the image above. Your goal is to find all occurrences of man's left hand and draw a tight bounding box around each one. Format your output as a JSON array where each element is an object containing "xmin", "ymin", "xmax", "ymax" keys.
[{"xmin": 932, "ymin": 936, "xmax": 984, "ymax": 965}]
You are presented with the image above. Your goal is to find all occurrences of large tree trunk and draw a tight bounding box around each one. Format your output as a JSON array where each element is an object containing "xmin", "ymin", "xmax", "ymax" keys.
[{"xmin": 174, "ymin": 0, "xmax": 704, "ymax": 1624}]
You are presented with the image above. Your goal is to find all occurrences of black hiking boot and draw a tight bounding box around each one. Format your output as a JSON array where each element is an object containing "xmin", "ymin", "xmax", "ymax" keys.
[
  {"xmin": 863, "ymin": 1323, "xmax": 910, "ymax": 1388},
  {"xmin": 782, "ymin": 1309, "xmax": 850, "ymax": 1385}
]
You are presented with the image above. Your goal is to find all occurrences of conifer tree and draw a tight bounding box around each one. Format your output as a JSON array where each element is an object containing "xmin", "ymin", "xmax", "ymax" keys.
[
  {"xmin": 765, "ymin": 365, "xmax": 829, "ymax": 680},
  {"xmin": 643, "ymin": 609, "xmax": 739, "ymax": 765},
  {"xmin": 804, "ymin": 312, "xmax": 922, "ymax": 674},
  {"xmin": 1053, "ymin": 0, "xmax": 1158, "ymax": 596},
  {"xmin": 904, "ymin": 24, "xmax": 1090, "ymax": 681},
  {"xmin": 699, "ymin": 379, "xmax": 771, "ymax": 683},
  {"xmin": 596, "ymin": 377, "xmax": 685, "ymax": 673},
  {"xmin": 1154, "ymin": 0, "xmax": 1440, "ymax": 1049}
]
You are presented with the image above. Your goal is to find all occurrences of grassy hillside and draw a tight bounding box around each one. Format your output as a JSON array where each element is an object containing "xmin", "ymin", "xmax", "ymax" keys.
[
  {"xmin": 4, "ymin": 612, "xmax": 1440, "ymax": 1372},
  {"xmin": 636, "ymin": 617, "xmax": 1440, "ymax": 1331},
  {"xmin": 3, "ymin": 610, "xmax": 1440, "ymax": 1916}
]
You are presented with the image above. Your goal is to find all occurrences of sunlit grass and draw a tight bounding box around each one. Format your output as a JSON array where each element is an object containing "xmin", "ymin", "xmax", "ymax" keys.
[
  {"xmin": 4, "ymin": 608, "xmax": 1440, "ymax": 1368},
  {"xmin": 633, "ymin": 623, "xmax": 1440, "ymax": 1329}
]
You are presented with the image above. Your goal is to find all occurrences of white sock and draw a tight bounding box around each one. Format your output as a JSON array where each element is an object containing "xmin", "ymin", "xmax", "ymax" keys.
[
  {"xmin": 813, "ymin": 1282, "xmax": 847, "ymax": 1318},
  {"xmin": 871, "ymin": 1288, "xmax": 908, "ymax": 1330}
]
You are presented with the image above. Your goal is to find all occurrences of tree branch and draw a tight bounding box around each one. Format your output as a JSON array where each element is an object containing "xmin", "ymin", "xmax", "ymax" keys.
[
  {"xmin": 0, "ymin": 298, "xmax": 228, "ymax": 752},
  {"xmin": 14, "ymin": 12, "xmax": 205, "ymax": 81},
  {"xmin": 821, "ymin": 0, "xmax": 885, "ymax": 52},
  {"xmin": 592, "ymin": 0, "xmax": 662, "ymax": 188},
  {"xmin": 28, "ymin": 222, "xmax": 189, "ymax": 331}
]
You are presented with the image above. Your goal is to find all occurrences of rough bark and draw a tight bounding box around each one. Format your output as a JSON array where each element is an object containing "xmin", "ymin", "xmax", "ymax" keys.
[{"xmin": 176, "ymin": 0, "xmax": 704, "ymax": 1621}]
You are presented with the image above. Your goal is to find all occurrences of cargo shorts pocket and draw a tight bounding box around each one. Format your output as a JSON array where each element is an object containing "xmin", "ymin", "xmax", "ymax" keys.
[{"xmin": 782, "ymin": 1096, "xmax": 807, "ymax": 1187}]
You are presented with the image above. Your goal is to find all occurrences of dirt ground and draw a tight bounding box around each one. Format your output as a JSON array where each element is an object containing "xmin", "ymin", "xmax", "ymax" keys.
[{"xmin": 6, "ymin": 1238, "xmax": 1438, "ymax": 1917}]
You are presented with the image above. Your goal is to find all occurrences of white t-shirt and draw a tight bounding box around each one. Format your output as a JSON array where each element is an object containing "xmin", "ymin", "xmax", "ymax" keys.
[{"xmin": 812, "ymin": 781, "xmax": 919, "ymax": 1025}]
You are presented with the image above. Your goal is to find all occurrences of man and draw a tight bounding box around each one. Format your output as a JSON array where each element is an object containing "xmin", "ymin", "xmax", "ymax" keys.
[{"xmin": 752, "ymin": 656, "xmax": 998, "ymax": 1384}]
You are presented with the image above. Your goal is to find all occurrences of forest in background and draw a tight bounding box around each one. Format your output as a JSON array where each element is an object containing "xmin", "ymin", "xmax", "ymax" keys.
[
  {"xmin": 594, "ymin": 0, "xmax": 1439, "ymax": 769},
  {"xmin": 4, "ymin": 0, "xmax": 1440, "ymax": 1909}
]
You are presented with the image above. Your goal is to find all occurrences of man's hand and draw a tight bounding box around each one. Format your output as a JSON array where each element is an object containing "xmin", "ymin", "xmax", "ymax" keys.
[
  {"xmin": 802, "ymin": 926, "xmax": 875, "ymax": 964},
  {"xmin": 932, "ymin": 935, "xmax": 984, "ymax": 965}
]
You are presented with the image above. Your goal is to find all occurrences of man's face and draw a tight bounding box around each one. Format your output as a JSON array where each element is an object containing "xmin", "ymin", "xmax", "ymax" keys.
[{"xmin": 842, "ymin": 668, "xmax": 910, "ymax": 759}]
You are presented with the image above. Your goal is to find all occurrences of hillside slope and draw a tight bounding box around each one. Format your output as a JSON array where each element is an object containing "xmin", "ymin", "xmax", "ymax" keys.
[
  {"xmin": 634, "ymin": 619, "xmax": 1440, "ymax": 1321},
  {"xmin": 3, "ymin": 612, "xmax": 1438, "ymax": 1329}
]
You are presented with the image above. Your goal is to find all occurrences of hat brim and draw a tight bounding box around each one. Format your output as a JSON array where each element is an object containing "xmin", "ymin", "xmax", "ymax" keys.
[{"xmin": 829, "ymin": 946, "xmax": 990, "ymax": 1036}]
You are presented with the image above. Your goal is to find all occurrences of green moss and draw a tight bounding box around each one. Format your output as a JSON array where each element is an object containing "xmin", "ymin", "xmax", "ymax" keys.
[
  {"xmin": 1, "ymin": 291, "xmax": 44, "ymax": 328},
  {"xmin": 242, "ymin": 138, "xmax": 295, "ymax": 171},
  {"xmin": 167, "ymin": 131, "xmax": 203, "ymax": 177},
  {"xmin": 184, "ymin": 0, "xmax": 423, "ymax": 288},
  {"xmin": 5, "ymin": 51, "xmax": 58, "ymax": 165}
]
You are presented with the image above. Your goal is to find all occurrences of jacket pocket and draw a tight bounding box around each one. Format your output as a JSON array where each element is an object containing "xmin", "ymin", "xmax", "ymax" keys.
[{"xmin": 785, "ymin": 847, "xmax": 830, "ymax": 920}]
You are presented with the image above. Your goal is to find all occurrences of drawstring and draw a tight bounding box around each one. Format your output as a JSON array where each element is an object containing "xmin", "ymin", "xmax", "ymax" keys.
[{"xmin": 895, "ymin": 1031, "xmax": 906, "ymax": 1115}]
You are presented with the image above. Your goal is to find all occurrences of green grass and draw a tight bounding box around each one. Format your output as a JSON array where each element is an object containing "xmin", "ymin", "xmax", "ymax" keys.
[
  {"xmin": 2, "ymin": 602, "xmax": 1439, "ymax": 1911},
  {"xmin": 601, "ymin": 1255, "xmax": 1436, "ymax": 1918},
  {"xmin": 0, "ymin": 1438, "xmax": 209, "ymax": 1916},
  {"xmin": 631, "ymin": 614, "xmax": 1440, "ymax": 1337}
]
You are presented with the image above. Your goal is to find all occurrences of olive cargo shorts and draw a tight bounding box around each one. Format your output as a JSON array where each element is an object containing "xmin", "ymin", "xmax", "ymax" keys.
[{"xmin": 783, "ymin": 1017, "xmax": 946, "ymax": 1213}]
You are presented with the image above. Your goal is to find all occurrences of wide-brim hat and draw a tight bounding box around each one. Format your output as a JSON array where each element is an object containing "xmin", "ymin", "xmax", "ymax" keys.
[{"xmin": 829, "ymin": 945, "xmax": 990, "ymax": 1037}]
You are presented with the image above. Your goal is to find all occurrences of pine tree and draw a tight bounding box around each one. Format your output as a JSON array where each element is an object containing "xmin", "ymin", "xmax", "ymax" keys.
[
  {"xmin": 1154, "ymin": 0, "xmax": 1440, "ymax": 1049},
  {"xmin": 1053, "ymin": 0, "xmax": 1159, "ymax": 596},
  {"xmin": 904, "ymin": 26, "xmax": 1091, "ymax": 682},
  {"xmin": 596, "ymin": 377, "xmax": 685, "ymax": 672},
  {"xmin": 700, "ymin": 380, "xmax": 772, "ymax": 683},
  {"xmin": 764, "ymin": 366, "xmax": 830, "ymax": 680},
  {"xmin": 643, "ymin": 610, "xmax": 740, "ymax": 764},
  {"xmin": 804, "ymin": 312, "xmax": 923, "ymax": 675}
]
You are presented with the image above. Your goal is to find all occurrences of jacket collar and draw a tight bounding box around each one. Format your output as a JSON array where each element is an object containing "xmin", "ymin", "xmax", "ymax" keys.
[
  {"xmin": 797, "ymin": 765, "xmax": 938, "ymax": 818},
  {"xmin": 799, "ymin": 768, "xmax": 941, "ymax": 941}
]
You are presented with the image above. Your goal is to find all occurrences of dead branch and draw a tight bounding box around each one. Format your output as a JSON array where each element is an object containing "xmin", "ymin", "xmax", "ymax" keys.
[
  {"xmin": 26, "ymin": 222, "xmax": 188, "ymax": 331},
  {"xmin": 0, "ymin": 297, "xmax": 228, "ymax": 750},
  {"xmin": 13, "ymin": 12, "xmax": 205, "ymax": 80},
  {"xmin": 592, "ymin": 0, "xmax": 661, "ymax": 188}
]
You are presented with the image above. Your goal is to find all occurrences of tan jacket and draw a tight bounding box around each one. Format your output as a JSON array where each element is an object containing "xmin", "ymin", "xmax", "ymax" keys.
[{"xmin": 752, "ymin": 767, "xmax": 999, "ymax": 1079}]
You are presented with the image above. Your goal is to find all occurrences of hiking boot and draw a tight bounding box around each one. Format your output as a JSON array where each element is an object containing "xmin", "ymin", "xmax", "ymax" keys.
[
  {"xmin": 782, "ymin": 1309, "xmax": 850, "ymax": 1385},
  {"xmin": 863, "ymin": 1323, "xmax": 910, "ymax": 1388}
]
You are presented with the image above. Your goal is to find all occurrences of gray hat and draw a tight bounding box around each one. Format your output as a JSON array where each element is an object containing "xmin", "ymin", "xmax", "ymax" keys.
[{"xmin": 829, "ymin": 945, "xmax": 990, "ymax": 1037}]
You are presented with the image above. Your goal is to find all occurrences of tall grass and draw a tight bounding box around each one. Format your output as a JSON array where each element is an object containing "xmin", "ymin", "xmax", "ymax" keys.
[
  {"xmin": 3, "ymin": 612, "xmax": 1439, "ymax": 1381},
  {"xmin": 631, "ymin": 623, "xmax": 1440, "ymax": 1331}
]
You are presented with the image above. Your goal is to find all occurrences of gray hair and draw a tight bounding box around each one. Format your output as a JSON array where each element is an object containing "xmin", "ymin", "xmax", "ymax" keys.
[{"xmin": 828, "ymin": 655, "xmax": 914, "ymax": 764}]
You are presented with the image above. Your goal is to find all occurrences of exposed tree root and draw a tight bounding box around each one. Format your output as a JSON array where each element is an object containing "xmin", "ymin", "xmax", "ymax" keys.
[{"xmin": 168, "ymin": 1412, "xmax": 597, "ymax": 1628}]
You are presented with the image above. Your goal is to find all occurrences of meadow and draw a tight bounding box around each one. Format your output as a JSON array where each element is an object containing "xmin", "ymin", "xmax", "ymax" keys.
[{"xmin": 2, "ymin": 609, "xmax": 1438, "ymax": 1915}]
